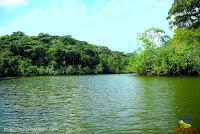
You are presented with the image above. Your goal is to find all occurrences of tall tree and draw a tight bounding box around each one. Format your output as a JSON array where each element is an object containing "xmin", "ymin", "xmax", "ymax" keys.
[
  {"xmin": 167, "ymin": 0, "xmax": 200, "ymax": 29},
  {"xmin": 137, "ymin": 28, "xmax": 170, "ymax": 49}
]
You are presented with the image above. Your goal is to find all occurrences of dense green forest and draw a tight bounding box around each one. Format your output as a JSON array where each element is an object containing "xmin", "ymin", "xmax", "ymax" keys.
[
  {"xmin": 126, "ymin": 0, "xmax": 200, "ymax": 76},
  {"xmin": 0, "ymin": 33, "xmax": 129, "ymax": 76},
  {"xmin": 0, "ymin": 0, "xmax": 199, "ymax": 76},
  {"xmin": 126, "ymin": 28, "xmax": 200, "ymax": 76}
]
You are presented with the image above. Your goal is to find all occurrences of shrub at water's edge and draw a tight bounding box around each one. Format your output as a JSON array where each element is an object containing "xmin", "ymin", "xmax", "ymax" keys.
[{"xmin": 126, "ymin": 28, "xmax": 200, "ymax": 76}]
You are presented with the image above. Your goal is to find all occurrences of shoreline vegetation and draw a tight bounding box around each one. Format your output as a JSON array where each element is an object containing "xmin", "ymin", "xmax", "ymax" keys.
[
  {"xmin": 0, "ymin": 32, "xmax": 130, "ymax": 76},
  {"xmin": 0, "ymin": 28, "xmax": 199, "ymax": 77},
  {"xmin": 0, "ymin": 0, "xmax": 199, "ymax": 77}
]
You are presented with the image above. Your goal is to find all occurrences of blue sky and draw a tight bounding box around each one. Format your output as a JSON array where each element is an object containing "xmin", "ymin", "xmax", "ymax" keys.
[{"xmin": 0, "ymin": 0, "xmax": 173, "ymax": 53}]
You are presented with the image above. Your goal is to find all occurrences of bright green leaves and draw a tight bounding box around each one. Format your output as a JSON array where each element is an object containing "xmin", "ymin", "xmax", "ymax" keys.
[
  {"xmin": 131, "ymin": 28, "xmax": 200, "ymax": 76},
  {"xmin": 167, "ymin": 0, "xmax": 200, "ymax": 29},
  {"xmin": 0, "ymin": 32, "xmax": 128, "ymax": 76}
]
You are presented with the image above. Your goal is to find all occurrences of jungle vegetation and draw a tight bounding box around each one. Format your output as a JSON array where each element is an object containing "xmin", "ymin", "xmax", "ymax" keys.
[
  {"xmin": 126, "ymin": 0, "xmax": 200, "ymax": 76},
  {"xmin": 0, "ymin": 0, "xmax": 199, "ymax": 76},
  {"xmin": 0, "ymin": 33, "xmax": 129, "ymax": 76}
]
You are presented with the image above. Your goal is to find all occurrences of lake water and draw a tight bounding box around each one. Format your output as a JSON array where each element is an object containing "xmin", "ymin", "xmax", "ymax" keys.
[{"xmin": 0, "ymin": 74, "xmax": 199, "ymax": 133}]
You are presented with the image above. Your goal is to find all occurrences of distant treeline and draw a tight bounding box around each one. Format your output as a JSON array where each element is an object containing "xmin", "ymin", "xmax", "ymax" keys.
[{"xmin": 0, "ymin": 32, "xmax": 129, "ymax": 76}]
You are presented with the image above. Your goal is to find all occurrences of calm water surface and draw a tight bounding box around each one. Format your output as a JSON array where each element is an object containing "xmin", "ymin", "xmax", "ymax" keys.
[{"xmin": 0, "ymin": 74, "xmax": 200, "ymax": 133}]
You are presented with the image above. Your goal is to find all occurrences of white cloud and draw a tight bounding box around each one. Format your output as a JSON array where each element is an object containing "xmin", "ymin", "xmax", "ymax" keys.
[
  {"xmin": 0, "ymin": 0, "xmax": 27, "ymax": 7},
  {"xmin": 0, "ymin": 0, "xmax": 173, "ymax": 52}
]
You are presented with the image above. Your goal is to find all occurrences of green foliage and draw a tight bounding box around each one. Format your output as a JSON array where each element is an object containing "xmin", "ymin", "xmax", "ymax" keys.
[
  {"xmin": 128, "ymin": 1, "xmax": 200, "ymax": 76},
  {"xmin": 130, "ymin": 28, "xmax": 200, "ymax": 76},
  {"xmin": 138, "ymin": 28, "xmax": 170, "ymax": 49},
  {"xmin": 124, "ymin": 51, "xmax": 138, "ymax": 73},
  {"xmin": 0, "ymin": 31, "xmax": 129, "ymax": 76},
  {"xmin": 167, "ymin": 28, "xmax": 200, "ymax": 75},
  {"xmin": 167, "ymin": 0, "xmax": 200, "ymax": 29}
]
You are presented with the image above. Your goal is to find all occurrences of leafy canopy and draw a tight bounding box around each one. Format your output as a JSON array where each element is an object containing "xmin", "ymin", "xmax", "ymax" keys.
[
  {"xmin": 167, "ymin": 0, "xmax": 200, "ymax": 29},
  {"xmin": 137, "ymin": 27, "xmax": 170, "ymax": 49}
]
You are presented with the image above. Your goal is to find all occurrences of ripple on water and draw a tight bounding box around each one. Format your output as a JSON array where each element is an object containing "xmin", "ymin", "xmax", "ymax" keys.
[{"xmin": 0, "ymin": 75, "xmax": 200, "ymax": 133}]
